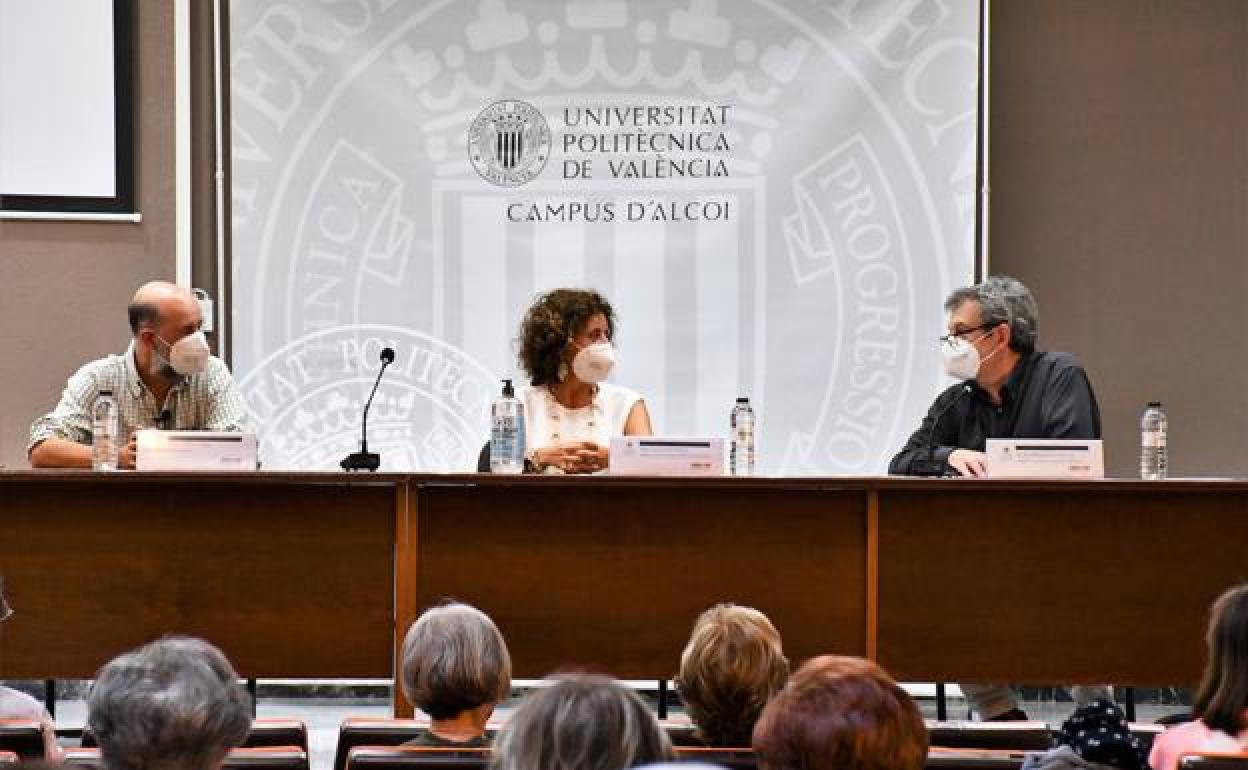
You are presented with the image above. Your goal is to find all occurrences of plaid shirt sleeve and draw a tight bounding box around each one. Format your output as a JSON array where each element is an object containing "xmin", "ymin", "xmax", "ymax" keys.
[
  {"xmin": 28, "ymin": 363, "xmax": 99, "ymax": 453},
  {"xmin": 199, "ymin": 358, "xmax": 253, "ymax": 433}
]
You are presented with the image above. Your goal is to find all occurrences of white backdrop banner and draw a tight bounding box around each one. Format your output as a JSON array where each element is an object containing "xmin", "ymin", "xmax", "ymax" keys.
[{"xmin": 231, "ymin": 0, "xmax": 979, "ymax": 474}]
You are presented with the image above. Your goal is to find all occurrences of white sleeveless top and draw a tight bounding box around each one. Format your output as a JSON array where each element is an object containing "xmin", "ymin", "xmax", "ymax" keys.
[{"xmin": 520, "ymin": 383, "xmax": 644, "ymax": 452}]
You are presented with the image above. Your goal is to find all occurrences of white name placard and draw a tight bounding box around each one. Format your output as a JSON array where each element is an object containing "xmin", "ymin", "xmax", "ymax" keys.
[
  {"xmin": 608, "ymin": 437, "xmax": 725, "ymax": 477},
  {"xmin": 136, "ymin": 430, "xmax": 258, "ymax": 472},
  {"xmin": 985, "ymin": 439, "xmax": 1105, "ymax": 479}
]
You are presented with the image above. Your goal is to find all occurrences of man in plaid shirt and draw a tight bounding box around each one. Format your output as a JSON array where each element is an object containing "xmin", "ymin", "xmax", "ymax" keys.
[{"xmin": 28, "ymin": 281, "xmax": 252, "ymax": 469}]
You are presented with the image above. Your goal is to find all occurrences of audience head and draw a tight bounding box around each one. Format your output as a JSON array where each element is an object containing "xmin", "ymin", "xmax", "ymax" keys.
[
  {"xmin": 1195, "ymin": 582, "xmax": 1248, "ymax": 736},
  {"xmin": 492, "ymin": 673, "xmax": 672, "ymax": 770},
  {"xmin": 88, "ymin": 636, "xmax": 251, "ymax": 770},
  {"xmin": 752, "ymin": 655, "xmax": 927, "ymax": 770},
  {"xmin": 518, "ymin": 288, "xmax": 616, "ymax": 386},
  {"xmin": 400, "ymin": 601, "xmax": 512, "ymax": 723},
  {"xmin": 675, "ymin": 603, "xmax": 789, "ymax": 746}
]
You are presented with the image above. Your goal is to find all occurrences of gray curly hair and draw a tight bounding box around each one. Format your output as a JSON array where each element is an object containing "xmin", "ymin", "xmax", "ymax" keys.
[
  {"xmin": 88, "ymin": 637, "xmax": 251, "ymax": 770},
  {"xmin": 944, "ymin": 275, "xmax": 1039, "ymax": 352}
]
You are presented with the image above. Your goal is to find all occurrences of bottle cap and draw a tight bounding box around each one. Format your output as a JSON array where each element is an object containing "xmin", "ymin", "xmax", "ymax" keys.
[
  {"xmin": 1147, "ymin": 401, "xmax": 1162, "ymax": 408},
  {"xmin": 736, "ymin": 397, "xmax": 749, "ymax": 403},
  {"xmin": 99, "ymin": 389, "xmax": 114, "ymax": 396},
  {"xmin": 501, "ymin": 379, "xmax": 514, "ymax": 398}
]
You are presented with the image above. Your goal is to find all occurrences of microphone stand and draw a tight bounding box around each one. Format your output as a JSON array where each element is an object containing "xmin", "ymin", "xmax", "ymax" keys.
[
  {"xmin": 341, "ymin": 349, "xmax": 394, "ymax": 472},
  {"xmin": 926, "ymin": 384, "xmax": 972, "ymax": 476}
]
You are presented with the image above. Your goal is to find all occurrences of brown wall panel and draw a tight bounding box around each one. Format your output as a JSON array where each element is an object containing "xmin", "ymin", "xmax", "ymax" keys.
[
  {"xmin": 989, "ymin": 1, "xmax": 1248, "ymax": 476},
  {"xmin": 876, "ymin": 485, "xmax": 1248, "ymax": 685},
  {"xmin": 0, "ymin": 476, "xmax": 395, "ymax": 679},
  {"xmin": 0, "ymin": 0, "xmax": 177, "ymax": 469},
  {"xmin": 411, "ymin": 483, "xmax": 867, "ymax": 678}
]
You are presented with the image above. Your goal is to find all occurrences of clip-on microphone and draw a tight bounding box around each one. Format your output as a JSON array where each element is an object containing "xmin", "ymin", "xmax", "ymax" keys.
[{"xmin": 340, "ymin": 347, "xmax": 395, "ymax": 472}]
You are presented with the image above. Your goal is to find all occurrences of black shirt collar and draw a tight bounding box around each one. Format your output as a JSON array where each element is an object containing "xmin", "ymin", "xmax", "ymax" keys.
[{"xmin": 971, "ymin": 350, "xmax": 1037, "ymax": 406}]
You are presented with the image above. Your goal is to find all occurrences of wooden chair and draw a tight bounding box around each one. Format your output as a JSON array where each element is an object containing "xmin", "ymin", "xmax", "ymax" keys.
[
  {"xmin": 245, "ymin": 720, "xmax": 309, "ymax": 752},
  {"xmin": 83, "ymin": 718, "xmax": 308, "ymax": 752},
  {"xmin": 1129, "ymin": 721, "xmax": 1165, "ymax": 754},
  {"xmin": 926, "ymin": 720, "xmax": 1053, "ymax": 751},
  {"xmin": 1180, "ymin": 754, "xmax": 1248, "ymax": 769},
  {"xmin": 0, "ymin": 719, "xmax": 47, "ymax": 760},
  {"xmin": 222, "ymin": 747, "xmax": 310, "ymax": 770},
  {"xmin": 925, "ymin": 748, "xmax": 1028, "ymax": 769},
  {"xmin": 332, "ymin": 719, "xmax": 423, "ymax": 770},
  {"xmin": 66, "ymin": 745, "xmax": 309, "ymax": 770},
  {"xmin": 346, "ymin": 746, "xmax": 491, "ymax": 770},
  {"xmin": 672, "ymin": 746, "xmax": 757, "ymax": 770}
]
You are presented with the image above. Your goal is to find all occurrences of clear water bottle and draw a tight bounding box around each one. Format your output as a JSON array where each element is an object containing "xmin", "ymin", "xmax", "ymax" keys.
[
  {"xmin": 490, "ymin": 379, "xmax": 525, "ymax": 474},
  {"xmin": 730, "ymin": 397, "xmax": 756, "ymax": 476},
  {"xmin": 92, "ymin": 388, "xmax": 119, "ymax": 471},
  {"xmin": 1140, "ymin": 401, "xmax": 1167, "ymax": 480}
]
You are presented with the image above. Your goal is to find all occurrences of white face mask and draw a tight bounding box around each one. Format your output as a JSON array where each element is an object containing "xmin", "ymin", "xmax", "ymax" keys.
[
  {"xmin": 941, "ymin": 338, "xmax": 981, "ymax": 380},
  {"xmin": 157, "ymin": 331, "xmax": 210, "ymax": 376},
  {"xmin": 571, "ymin": 341, "xmax": 616, "ymax": 384}
]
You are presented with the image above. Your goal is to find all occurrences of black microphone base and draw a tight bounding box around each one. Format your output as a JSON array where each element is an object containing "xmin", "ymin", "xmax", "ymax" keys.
[{"xmin": 340, "ymin": 451, "xmax": 380, "ymax": 472}]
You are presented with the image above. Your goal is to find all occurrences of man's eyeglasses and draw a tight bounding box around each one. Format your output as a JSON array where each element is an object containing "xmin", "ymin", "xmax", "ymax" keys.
[{"xmin": 938, "ymin": 321, "xmax": 1004, "ymax": 346}]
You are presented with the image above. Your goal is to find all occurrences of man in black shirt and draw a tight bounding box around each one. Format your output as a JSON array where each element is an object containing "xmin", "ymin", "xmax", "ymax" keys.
[
  {"xmin": 888, "ymin": 275, "xmax": 1105, "ymax": 720},
  {"xmin": 889, "ymin": 275, "xmax": 1100, "ymax": 478}
]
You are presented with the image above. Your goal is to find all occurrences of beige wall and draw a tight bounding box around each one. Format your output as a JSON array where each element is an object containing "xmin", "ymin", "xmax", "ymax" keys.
[
  {"xmin": 989, "ymin": 0, "xmax": 1248, "ymax": 476},
  {"xmin": 0, "ymin": 0, "xmax": 225, "ymax": 468}
]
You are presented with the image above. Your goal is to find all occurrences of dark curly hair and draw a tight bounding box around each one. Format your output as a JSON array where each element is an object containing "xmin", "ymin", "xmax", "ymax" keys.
[{"xmin": 518, "ymin": 289, "xmax": 616, "ymax": 386}]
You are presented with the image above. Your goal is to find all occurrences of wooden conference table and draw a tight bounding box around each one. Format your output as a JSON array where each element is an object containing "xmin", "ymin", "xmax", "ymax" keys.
[{"xmin": 1, "ymin": 472, "xmax": 1244, "ymax": 696}]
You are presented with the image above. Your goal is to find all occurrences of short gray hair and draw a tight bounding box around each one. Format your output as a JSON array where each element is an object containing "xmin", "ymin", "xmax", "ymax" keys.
[
  {"xmin": 88, "ymin": 637, "xmax": 251, "ymax": 770},
  {"xmin": 400, "ymin": 602, "xmax": 511, "ymax": 720},
  {"xmin": 492, "ymin": 674, "xmax": 672, "ymax": 770},
  {"xmin": 944, "ymin": 274, "xmax": 1039, "ymax": 352}
]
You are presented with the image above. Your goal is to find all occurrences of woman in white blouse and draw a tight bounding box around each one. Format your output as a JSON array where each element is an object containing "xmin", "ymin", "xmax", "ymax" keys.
[{"xmin": 517, "ymin": 289, "xmax": 652, "ymax": 473}]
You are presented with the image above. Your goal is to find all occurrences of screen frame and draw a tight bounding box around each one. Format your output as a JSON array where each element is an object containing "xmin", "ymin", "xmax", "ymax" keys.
[{"xmin": 0, "ymin": 0, "xmax": 136, "ymax": 215}]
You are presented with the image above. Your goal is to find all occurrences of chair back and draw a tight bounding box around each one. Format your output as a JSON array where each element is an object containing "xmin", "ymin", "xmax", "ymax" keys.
[
  {"xmin": 346, "ymin": 746, "xmax": 491, "ymax": 770},
  {"xmin": 0, "ymin": 719, "xmax": 46, "ymax": 759},
  {"xmin": 1180, "ymin": 754, "xmax": 1248, "ymax": 769},
  {"xmin": 224, "ymin": 746, "xmax": 310, "ymax": 770},
  {"xmin": 247, "ymin": 720, "xmax": 310, "ymax": 752},
  {"xmin": 672, "ymin": 747, "xmax": 757, "ymax": 770},
  {"xmin": 925, "ymin": 748, "xmax": 1028, "ymax": 769},
  {"xmin": 1128, "ymin": 722, "xmax": 1164, "ymax": 754},
  {"xmin": 66, "ymin": 745, "xmax": 308, "ymax": 770},
  {"xmin": 333, "ymin": 719, "xmax": 424, "ymax": 770},
  {"xmin": 926, "ymin": 720, "xmax": 1053, "ymax": 751},
  {"xmin": 82, "ymin": 718, "xmax": 307, "ymax": 752}
]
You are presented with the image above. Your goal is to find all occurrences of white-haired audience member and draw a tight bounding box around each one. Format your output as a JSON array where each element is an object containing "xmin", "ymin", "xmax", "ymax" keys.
[
  {"xmin": 400, "ymin": 602, "xmax": 512, "ymax": 747},
  {"xmin": 88, "ymin": 637, "xmax": 251, "ymax": 770},
  {"xmin": 492, "ymin": 674, "xmax": 672, "ymax": 770}
]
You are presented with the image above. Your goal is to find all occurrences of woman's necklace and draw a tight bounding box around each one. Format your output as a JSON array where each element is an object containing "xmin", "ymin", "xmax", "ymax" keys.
[{"xmin": 545, "ymin": 384, "xmax": 600, "ymax": 442}]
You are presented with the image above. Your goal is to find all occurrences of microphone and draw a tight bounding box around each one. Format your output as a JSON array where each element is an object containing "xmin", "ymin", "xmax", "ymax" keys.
[
  {"xmin": 340, "ymin": 347, "xmax": 396, "ymax": 472},
  {"xmin": 926, "ymin": 384, "xmax": 972, "ymax": 475}
]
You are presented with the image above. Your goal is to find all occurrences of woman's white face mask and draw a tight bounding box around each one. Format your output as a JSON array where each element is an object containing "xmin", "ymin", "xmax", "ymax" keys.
[{"xmin": 570, "ymin": 341, "xmax": 616, "ymax": 384}]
